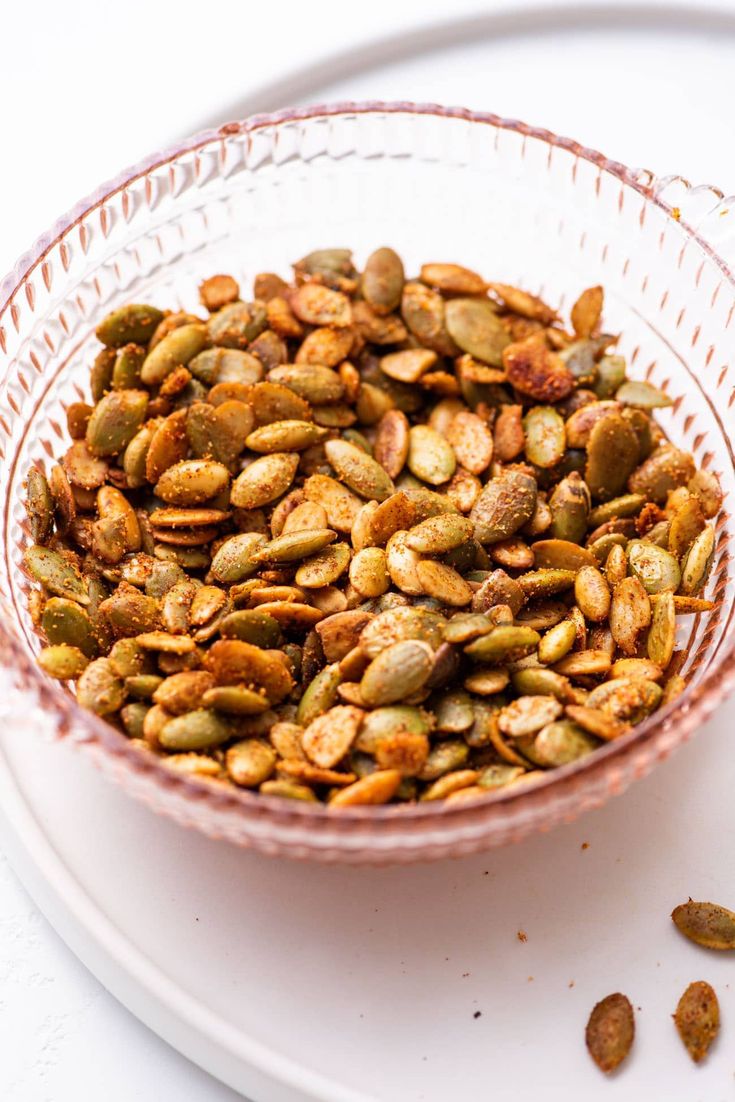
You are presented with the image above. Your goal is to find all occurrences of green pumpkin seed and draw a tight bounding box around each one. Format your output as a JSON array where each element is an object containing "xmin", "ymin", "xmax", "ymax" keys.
[
  {"xmin": 76, "ymin": 657, "xmax": 126, "ymax": 714},
  {"xmin": 593, "ymin": 355, "xmax": 627, "ymax": 398},
  {"xmin": 445, "ymin": 297, "xmax": 510, "ymax": 366},
  {"xmin": 269, "ymin": 364, "xmax": 344, "ymax": 404},
  {"xmin": 524, "ymin": 720, "xmax": 597, "ymax": 767},
  {"xmin": 672, "ymin": 900, "xmax": 735, "ymax": 950},
  {"xmin": 470, "ymin": 470, "xmax": 537, "ymax": 544},
  {"xmin": 647, "ymin": 590, "xmax": 676, "ymax": 669},
  {"xmin": 401, "ymin": 281, "xmax": 458, "ymax": 356},
  {"xmin": 296, "ymin": 663, "xmax": 343, "ymax": 726},
  {"xmin": 585, "ymin": 412, "xmax": 639, "ymax": 501},
  {"xmin": 536, "ymin": 619, "xmax": 577, "ymax": 665},
  {"xmin": 37, "ymin": 643, "xmax": 90, "ymax": 679},
  {"xmin": 628, "ymin": 445, "xmax": 696, "ymax": 504},
  {"xmin": 680, "ymin": 525, "xmax": 715, "ymax": 595},
  {"xmin": 586, "ymin": 993, "xmax": 635, "ymax": 1074},
  {"xmin": 96, "ymin": 303, "xmax": 164, "ymax": 348},
  {"xmin": 86, "ymin": 389, "xmax": 148, "ymax": 457},
  {"xmin": 41, "ymin": 597, "xmax": 97, "ymax": 657},
  {"xmin": 349, "ymin": 547, "xmax": 390, "ymax": 598},
  {"xmin": 615, "ymin": 379, "xmax": 672, "ymax": 409},
  {"xmin": 588, "ymin": 493, "xmax": 646, "ymax": 527},
  {"xmin": 246, "ymin": 420, "xmax": 327, "ymax": 453},
  {"xmin": 209, "ymin": 533, "xmax": 268, "ymax": 583},
  {"xmin": 252, "ymin": 528, "xmax": 337, "ymax": 564},
  {"xmin": 627, "ymin": 540, "xmax": 681, "ymax": 594},
  {"xmin": 674, "ymin": 982, "xmax": 719, "ymax": 1064},
  {"xmin": 325, "ymin": 438, "xmax": 395, "ymax": 501},
  {"xmin": 511, "ymin": 667, "xmax": 572, "ymax": 701},
  {"xmin": 523, "ymin": 406, "xmax": 566, "ymax": 469},
  {"xmin": 225, "ymin": 739, "xmax": 277, "ymax": 785},
  {"xmin": 518, "ymin": 569, "xmax": 576, "ymax": 599},
  {"xmin": 25, "ymin": 468, "xmax": 54, "ymax": 544},
  {"xmin": 203, "ymin": 686, "xmax": 271, "ymax": 715},
  {"xmin": 360, "ymin": 640, "xmax": 434, "ymax": 706},
  {"xmin": 295, "ymin": 542, "xmax": 351, "ymax": 587},
  {"xmin": 159, "ymin": 708, "xmax": 231, "ymax": 751},
  {"xmin": 406, "ymin": 425, "xmax": 456, "ymax": 486},
  {"xmin": 24, "ymin": 546, "xmax": 89, "ymax": 604},
  {"xmin": 464, "ymin": 626, "xmax": 540, "ymax": 663},
  {"xmin": 218, "ymin": 609, "xmax": 282, "ymax": 647}
]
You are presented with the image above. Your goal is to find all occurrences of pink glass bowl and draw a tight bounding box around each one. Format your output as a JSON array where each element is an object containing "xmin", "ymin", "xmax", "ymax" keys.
[{"xmin": 1, "ymin": 102, "xmax": 734, "ymax": 864}]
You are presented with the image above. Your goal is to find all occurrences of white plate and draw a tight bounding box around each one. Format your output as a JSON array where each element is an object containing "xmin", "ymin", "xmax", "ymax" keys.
[{"xmin": 4, "ymin": 7, "xmax": 735, "ymax": 1101}]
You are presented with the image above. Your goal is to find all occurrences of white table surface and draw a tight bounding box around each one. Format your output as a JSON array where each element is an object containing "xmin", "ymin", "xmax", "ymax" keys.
[{"xmin": 2, "ymin": 1, "xmax": 735, "ymax": 1099}]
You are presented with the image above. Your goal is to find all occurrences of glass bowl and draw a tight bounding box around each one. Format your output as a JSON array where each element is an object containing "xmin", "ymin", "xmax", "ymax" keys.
[{"xmin": 1, "ymin": 102, "xmax": 734, "ymax": 864}]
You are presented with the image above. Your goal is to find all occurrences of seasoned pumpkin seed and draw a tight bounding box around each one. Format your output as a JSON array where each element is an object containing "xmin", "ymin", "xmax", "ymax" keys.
[{"xmin": 26, "ymin": 251, "xmax": 720, "ymax": 806}]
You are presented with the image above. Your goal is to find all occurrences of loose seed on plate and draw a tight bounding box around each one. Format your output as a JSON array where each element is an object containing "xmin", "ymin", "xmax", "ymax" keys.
[
  {"xmin": 585, "ymin": 993, "xmax": 635, "ymax": 1074},
  {"xmin": 674, "ymin": 982, "xmax": 720, "ymax": 1064}
]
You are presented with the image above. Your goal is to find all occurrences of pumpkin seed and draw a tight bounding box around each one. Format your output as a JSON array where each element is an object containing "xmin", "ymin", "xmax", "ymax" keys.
[
  {"xmin": 503, "ymin": 334, "xmax": 575, "ymax": 402},
  {"xmin": 673, "ymin": 982, "xmax": 719, "ymax": 1064},
  {"xmin": 24, "ymin": 545, "xmax": 89, "ymax": 604},
  {"xmin": 647, "ymin": 590, "xmax": 676, "ymax": 669},
  {"xmin": 295, "ymin": 542, "xmax": 350, "ymax": 588},
  {"xmin": 159, "ymin": 708, "xmax": 230, "ymax": 751},
  {"xmin": 523, "ymin": 406, "xmax": 566, "ymax": 468},
  {"xmin": 609, "ymin": 576, "xmax": 651, "ymax": 655},
  {"xmin": 627, "ymin": 540, "xmax": 681, "ymax": 594},
  {"xmin": 330, "ymin": 769, "xmax": 402, "ymax": 807},
  {"xmin": 672, "ymin": 900, "xmax": 735, "ymax": 950},
  {"xmin": 574, "ymin": 566, "xmax": 611, "ymax": 622},
  {"xmin": 210, "ymin": 533, "xmax": 267, "ymax": 583},
  {"xmin": 360, "ymin": 640, "xmax": 434, "ymax": 706},
  {"xmin": 470, "ymin": 470, "xmax": 537, "ymax": 544},
  {"xmin": 362, "ymin": 247, "xmax": 405, "ymax": 314},
  {"xmin": 565, "ymin": 704, "xmax": 629, "ymax": 741},
  {"xmin": 416, "ymin": 560, "xmax": 473, "ymax": 607},
  {"xmin": 524, "ymin": 720, "xmax": 598, "ymax": 767},
  {"xmin": 155, "ymin": 459, "xmax": 229, "ymax": 506},
  {"xmin": 38, "ymin": 644, "xmax": 90, "ymax": 679},
  {"xmin": 325, "ymin": 438, "xmax": 394, "ymax": 501},
  {"xmin": 587, "ymin": 676, "xmax": 662, "ymax": 722},
  {"xmin": 586, "ymin": 993, "xmax": 635, "ymax": 1074},
  {"xmin": 76, "ymin": 657, "xmax": 126, "ymax": 714},
  {"xmin": 465, "ymin": 626, "xmax": 540, "ymax": 663},
  {"xmin": 680, "ymin": 525, "xmax": 715, "ymax": 595},
  {"xmin": 446, "ymin": 412, "xmax": 494, "ymax": 475},
  {"xmin": 585, "ymin": 412, "xmax": 639, "ymax": 501},
  {"xmin": 226, "ymin": 739, "xmax": 276, "ymax": 786},
  {"xmin": 96, "ymin": 303, "xmax": 164, "ymax": 348},
  {"xmin": 499, "ymin": 695, "xmax": 562, "ymax": 737},
  {"xmin": 407, "ymin": 425, "xmax": 456, "ymax": 486},
  {"xmin": 349, "ymin": 547, "xmax": 389, "ymax": 597},
  {"xmin": 688, "ymin": 469, "xmax": 723, "ymax": 519},
  {"xmin": 629, "ymin": 445, "xmax": 696, "ymax": 504},
  {"xmin": 537, "ymin": 619, "xmax": 577, "ymax": 665},
  {"xmin": 445, "ymin": 297, "xmax": 509, "ymax": 366},
  {"xmin": 616, "ymin": 379, "xmax": 672, "ymax": 409},
  {"xmin": 401, "ymin": 281, "xmax": 457, "ymax": 356}
]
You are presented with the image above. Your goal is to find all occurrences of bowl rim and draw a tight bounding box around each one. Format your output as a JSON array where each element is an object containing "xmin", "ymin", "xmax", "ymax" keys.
[{"xmin": 3, "ymin": 99, "xmax": 735, "ymax": 830}]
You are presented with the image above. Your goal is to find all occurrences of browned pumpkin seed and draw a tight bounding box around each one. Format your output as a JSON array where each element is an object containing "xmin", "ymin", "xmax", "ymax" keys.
[
  {"xmin": 680, "ymin": 525, "xmax": 715, "ymax": 595},
  {"xmin": 585, "ymin": 993, "xmax": 635, "ymax": 1074},
  {"xmin": 330, "ymin": 769, "xmax": 402, "ymax": 807},
  {"xmin": 470, "ymin": 470, "xmax": 537, "ymax": 544},
  {"xmin": 673, "ymin": 982, "xmax": 719, "ymax": 1064},
  {"xmin": 416, "ymin": 560, "xmax": 473, "ymax": 607},
  {"xmin": 571, "ymin": 286, "xmax": 603, "ymax": 338},
  {"xmin": 503, "ymin": 334, "xmax": 575, "ymax": 402},
  {"xmin": 401, "ymin": 281, "xmax": 458, "ymax": 356}
]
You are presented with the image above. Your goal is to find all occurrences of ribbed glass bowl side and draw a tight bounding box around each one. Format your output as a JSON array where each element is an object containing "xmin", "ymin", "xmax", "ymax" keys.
[{"xmin": 1, "ymin": 104, "xmax": 734, "ymax": 863}]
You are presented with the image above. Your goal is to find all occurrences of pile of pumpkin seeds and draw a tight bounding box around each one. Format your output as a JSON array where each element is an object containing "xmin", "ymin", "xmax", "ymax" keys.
[{"xmin": 22, "ymin": 248, "xmax": 722, "ymax": 806}]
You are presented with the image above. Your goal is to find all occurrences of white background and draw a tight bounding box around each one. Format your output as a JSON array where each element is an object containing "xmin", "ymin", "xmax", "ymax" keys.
[{"xmin": 1, "ymin": 1, "xmax": 735, "ymax": 1100}]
